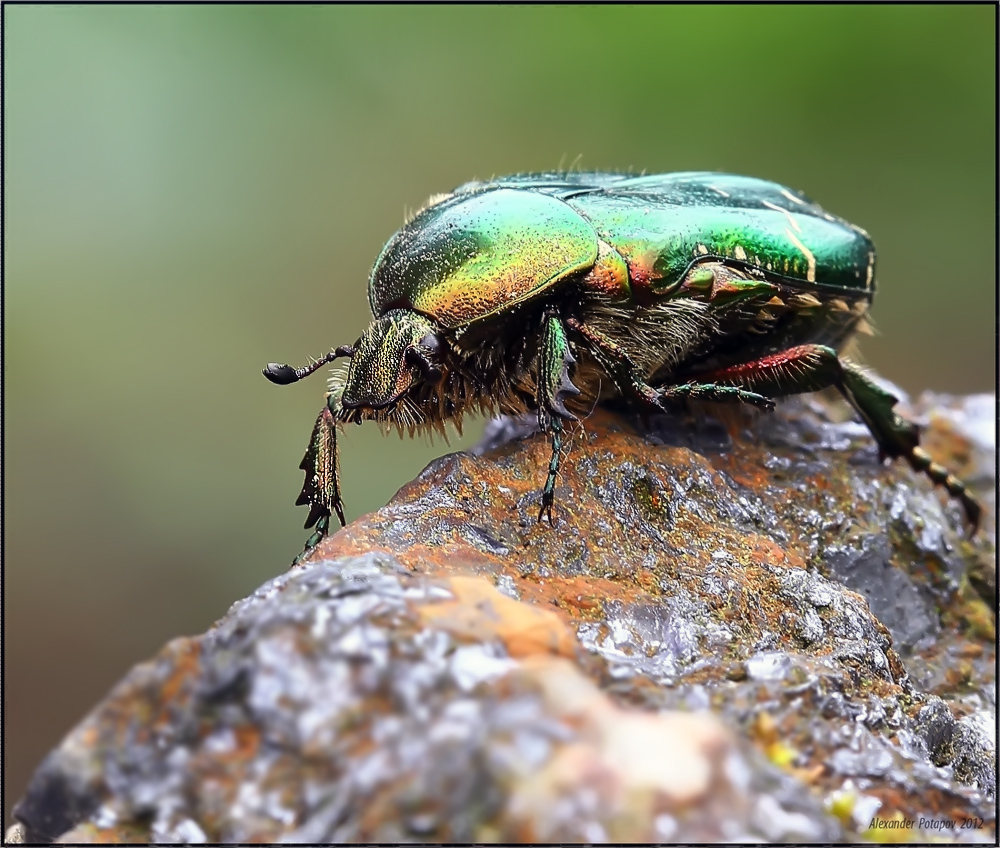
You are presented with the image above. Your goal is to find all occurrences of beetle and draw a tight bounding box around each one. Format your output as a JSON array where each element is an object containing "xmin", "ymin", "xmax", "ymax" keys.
[{"xmin": 264, "ymin": 172, "xmax": 980, "ymax": 557}]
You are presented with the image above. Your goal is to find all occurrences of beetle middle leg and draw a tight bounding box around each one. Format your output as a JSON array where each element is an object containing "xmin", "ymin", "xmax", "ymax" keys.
[
  {"xmin": 535, "ymin": 312, "xmax": 580, "ymax": 522},
  {"xmin": 565, "ymin": 317, "xmax": 774, "ymax": 412},
  {"xmin": 693, "ymin": 343, "xmax": 981, "ymax": 528}
]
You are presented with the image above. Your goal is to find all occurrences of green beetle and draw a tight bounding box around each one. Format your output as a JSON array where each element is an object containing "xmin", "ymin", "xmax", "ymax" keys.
[{"xmin": 265, "ymin": 172, "xmax": 980, "ymax": 555}]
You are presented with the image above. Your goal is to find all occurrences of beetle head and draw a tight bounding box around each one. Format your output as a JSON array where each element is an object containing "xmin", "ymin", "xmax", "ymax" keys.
[{"xmin": 341, "ymin": 309, "xmax": 443, "ymax": 412}]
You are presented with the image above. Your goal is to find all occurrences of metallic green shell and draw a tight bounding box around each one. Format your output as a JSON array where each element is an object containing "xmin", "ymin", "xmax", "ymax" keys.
[
  {"xmin": 369, "ymin": 188, "xmax": 598, "ymax": 329},
  {"xmin": 368, "ymin": 171, "xmax": 874, "ymax": 329},
  {"xmin": 454, "ymin": 172, "xmax": 875, "ymax": 296}
]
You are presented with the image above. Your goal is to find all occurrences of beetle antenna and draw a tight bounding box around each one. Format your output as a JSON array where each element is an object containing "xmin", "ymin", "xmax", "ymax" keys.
[{"xmin": 263, "ymin": 345, "xmax": 354, "ymax": 385}]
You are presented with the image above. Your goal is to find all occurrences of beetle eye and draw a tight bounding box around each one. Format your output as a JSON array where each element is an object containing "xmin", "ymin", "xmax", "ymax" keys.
[
  {"xmin": 406, "ymin": 347, "xmax": 442, "ymax": 384},
  {"xmin": 418, "ymin": 332, "xmax": 442, "ymax": 356}
]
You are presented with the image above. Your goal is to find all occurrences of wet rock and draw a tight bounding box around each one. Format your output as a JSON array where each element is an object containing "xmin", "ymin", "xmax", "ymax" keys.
[
  {"xmin": 12, "ymin": 556, "xmax": 840, "ymax": 844},
  {"xmin": 12, "ymin": 394, "xmax": 996, "ymax": 843},
  {"xmin": 823, "ymin": 533, "xmax": 940, "ymax": 652}
]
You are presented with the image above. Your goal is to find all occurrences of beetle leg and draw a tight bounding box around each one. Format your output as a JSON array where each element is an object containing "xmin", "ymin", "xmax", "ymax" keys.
[
  {"xmin": 565, "ymin": 316, "xmax": 664, "ymax": 407},
  {"xmin": 292, "ymin": 514, "xmax": 330, "ymax": 568},
  {"xmin": 536, "ymin": 313, "xmax": 580, "ymax": 523},
  {"xmin": 839, "ymin": 362, "xmax": 981, "ymax": 530},
  {"xmin": 691, "ymin": 344, "xmax": 843, "ymax": 398},
  {"xmin": 537, "ymin": 418, "xmax": 565, "ymax": 524},
  {"xmin": 654, "ymin": 382, "xmax": 775, "ymax": 410},
  {"xmin": 291, "ymin": 402, "xmax": 346, "ymax": 564},
  {"xmin": 566, "ymin": 317, "xmax": 773, "ymax": 411},
  {"xmin": 694, "ymin": 344, "xmax": 981, "ymax": 529}
]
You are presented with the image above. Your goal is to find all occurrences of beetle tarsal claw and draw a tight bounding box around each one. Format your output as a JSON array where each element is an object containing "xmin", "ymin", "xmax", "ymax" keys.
[{"xmin": 537, "ymin": 498, "xmax": 555, "ymax": 524}]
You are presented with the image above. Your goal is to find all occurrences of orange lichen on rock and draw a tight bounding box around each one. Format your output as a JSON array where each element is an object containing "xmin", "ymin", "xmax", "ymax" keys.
[{"xmin": 416, "ymin": 575, "xmax": 578, "ymax": 659}]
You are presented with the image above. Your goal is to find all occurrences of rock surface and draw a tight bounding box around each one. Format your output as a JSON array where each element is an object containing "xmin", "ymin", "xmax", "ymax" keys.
[{"xmin": 10, "ymin": 392, "xmax": 996, "ymax": 844}]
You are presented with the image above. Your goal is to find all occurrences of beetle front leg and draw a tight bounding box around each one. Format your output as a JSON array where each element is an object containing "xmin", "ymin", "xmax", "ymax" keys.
[
  {"xmin": 290, "ymin": 393, "xmax": 347, "ymax": 565},
  {"xmin": 293, "ymin": 513, "xmax": 331, "ymax": 568},
  {"xmin": 565, "ymin": 317, "xmax": 774, "ymax": 412},
  {"xmin": 694, "ymin": 344, "xmax": 981, "ymax": 528},
  {"xmin": 536, "ymin": 312, "xmax": 580, "ymax": 523}
]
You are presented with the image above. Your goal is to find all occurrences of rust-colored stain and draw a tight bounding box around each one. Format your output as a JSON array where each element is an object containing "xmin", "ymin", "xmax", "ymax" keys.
[
  {"xmin": 231, "ymin": 723, "xmax": 260, "ymax": 761},
  {"xmin": 746, "ymin": 535, "xmax": 805, "ymax": 569},
  {"xmin": 716, "ymin": 454, "xmax": 773, "ymax": 492},
  {"xmin": 153, "ymin": 638, "xmax": 201, "ymax": 730},
  {"xmin": 417, "ymin": 575, "xmax": 577, "ymax": 659},
  {"xmin": 956, "ymin": 642, "xmax": 984, "ymax": 659},
  {"xmin": 922, "ymin": 414, "xmax": 976, "ymax": 476},
  {"xmin": 57, "ymin": 821, "xmax": 152, "ymax": 844}
]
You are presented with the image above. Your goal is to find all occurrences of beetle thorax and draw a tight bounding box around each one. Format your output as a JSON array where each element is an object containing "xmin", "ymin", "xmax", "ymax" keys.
[{"xmin": 368, "ymin": 188, "xmax": 599, "ymax": 330}]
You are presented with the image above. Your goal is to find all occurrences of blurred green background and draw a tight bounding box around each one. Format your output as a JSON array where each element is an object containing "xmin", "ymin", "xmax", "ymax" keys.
[{"xmin": 5, "ymin": 5, "xmax": 995, "ymax": 826}]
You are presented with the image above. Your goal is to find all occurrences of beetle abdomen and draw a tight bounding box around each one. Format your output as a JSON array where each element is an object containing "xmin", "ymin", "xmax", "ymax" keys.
[{"xmin": 565, "ymin": 176, "xmax": 874, "ymax": 298}]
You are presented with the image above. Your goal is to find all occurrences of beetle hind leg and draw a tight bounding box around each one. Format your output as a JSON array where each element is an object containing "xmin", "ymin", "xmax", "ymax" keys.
[
  {"xmin": 838, "ymin": 362, "xmax": 981, "ymax": 530},
  {"xmin": 903, "ymin": 448, "xmax": 981, "ymax": 530},
  {"xmin": 696, "ymin": 344, "xmax": 981, "ymax": 529}
]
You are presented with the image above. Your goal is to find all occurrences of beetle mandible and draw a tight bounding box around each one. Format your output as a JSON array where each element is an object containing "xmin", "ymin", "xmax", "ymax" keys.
[{"xmin": 264, "ymin": 172, "xmax": 980, "ymax": 558}]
